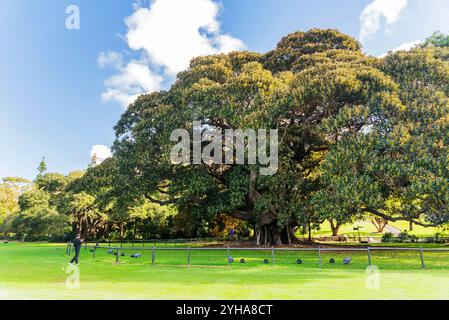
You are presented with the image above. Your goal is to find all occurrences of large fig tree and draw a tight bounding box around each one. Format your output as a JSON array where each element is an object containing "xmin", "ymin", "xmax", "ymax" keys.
[{"xmin": 110, "ymin": 29, "xmax": 449, "ymax": 244}]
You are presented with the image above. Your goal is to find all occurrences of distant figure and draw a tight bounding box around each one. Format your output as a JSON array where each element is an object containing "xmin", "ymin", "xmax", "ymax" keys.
[
  {"xmin": 70, "ymin": 234, "xmax": 83, "ymax": 265},
  {"xmin": 230, "ymin": 229, "xmax": 235, "ymax": 240}
]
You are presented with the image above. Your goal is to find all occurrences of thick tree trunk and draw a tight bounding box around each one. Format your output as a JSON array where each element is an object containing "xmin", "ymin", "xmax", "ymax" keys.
[
  {"xmin": 286, "ymin": 226, "xmax": 292, "ymax": 245},
  {"xmin": 254, "ymin": 223, "xmax": 284, "ymax": 246},
  {"xmin": 234, "ymin": 170, "xmax": 301, "ymax": 246},
  {"xmin": 329, "ymin": 219, "xmax": 341, "ymax": 237},
  {"xmin": 280, "ymin": 226, "xmax": 296, "ymax": 245},
  {"xmin": 409, "ymin": 221, "xmax": 413, "ymax": 231}
]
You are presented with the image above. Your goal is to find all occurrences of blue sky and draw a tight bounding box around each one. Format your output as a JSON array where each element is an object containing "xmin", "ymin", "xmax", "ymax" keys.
[{"xmin": 1, "ymin": 0, "xmax": 449, "ymax": 180}]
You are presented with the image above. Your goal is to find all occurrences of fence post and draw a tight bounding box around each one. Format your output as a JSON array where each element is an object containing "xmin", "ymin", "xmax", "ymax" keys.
[
  {"xmin": 271, "ymin": 246, "xmax": 275, "ymax": 265},
  {"xmin": 65, "ymin": 242, "xmax": 69, "ymax": 256},
  {"xmin": 93, "ymin": 245, "xmax": 97, "ymax": 259},
  {"xmin": 419, "ymin": 246, "xmax": 425, "ymax": 269},
  {"xmin": 187, "ymin": 246, "xmax": 191, "ymax": 268},
  {"xmin": 151, "ymin": 245, "xmax": 156, "ymax": 267},
  {"xmin": 116, "ymin": 247, "xmax": 120, "ymax": 264},
  {"xmin": 227, "ymin": 245, "xmax": 231, "ymax": 266},
  {"xmin": 367, "ymin": 247, "xmax": 372, "ymax": 266},
  {"xmin": 85, "ymin": 242, "xmax": 87, "ymax": 251},
  {"xmin": 317, "ymin": 246, "xmax": 322, "ymax": 268}
]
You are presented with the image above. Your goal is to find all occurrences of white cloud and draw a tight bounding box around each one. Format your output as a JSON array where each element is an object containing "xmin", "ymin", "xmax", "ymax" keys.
[
  {"xmin": 378, "ymin": 39, "xmax": 422, "ymax": 58},
  {"xmin": 125, "ymin": 0, "xmax": 245, "ymax": 75},
  {"xmin": 97, "ymin": 51, "xmax": 124, "ymax": 69},
  {"xmin": 99, "ymin": 0, "xmax": 245, "ymax": 107},
  {"xmin": 101, "ymin": 60, "xmax": 163, "ymax": 108},
  {"xmin": 360, "ymin": 0, "xmax": 408, "ymax": 42},
  {"xmin": 90, "ymin": 145, "xmax": 112, "ymax": 165},
  {"xmin": 98, "ymin": 52, "xmax": 163, "ymax": 108},
  {"xmin": 391, "ymin": 39, "xmax": 422, "ymax": 52}
]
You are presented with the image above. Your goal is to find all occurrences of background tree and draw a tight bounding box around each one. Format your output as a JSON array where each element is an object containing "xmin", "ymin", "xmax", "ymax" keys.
[
  {"xmin": 37, "ymin": 157, "xmax": 47, "ymax": 178},
  {"xmin": 14, "ymin": 187, "xmax": 70, "ymax": 241},
  {"xmin": 0, "ymin": 177, "xmax": 31, "ymax": 237},
  {"xmin": 421, "ymin": 31, "xmax": 449, "ymax": 48}
]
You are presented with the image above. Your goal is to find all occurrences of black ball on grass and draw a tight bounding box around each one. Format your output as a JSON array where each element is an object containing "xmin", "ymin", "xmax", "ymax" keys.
[
  {"xmin": 263, "ymin": 259, "xmax": 269, "ymax": 264},
  {"xmin": 240, "ymin": 258, "xmax": 246, "ymax": 264},
  {"xmin": 120, "ymin": 253, "xmax": 125, "ymax": 257},
  {"xmin": 296, "ymin": 259, "xmax": 303, "ymax": 264},
  {"xmin": 329, "ymin": 258, "xmax": 335, "ymax": 264}
]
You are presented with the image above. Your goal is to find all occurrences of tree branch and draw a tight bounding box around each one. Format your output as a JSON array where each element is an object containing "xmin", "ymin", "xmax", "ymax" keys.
[{"xmin": 362, "ymin": 207, "xmax": 438, "ymax": 228}]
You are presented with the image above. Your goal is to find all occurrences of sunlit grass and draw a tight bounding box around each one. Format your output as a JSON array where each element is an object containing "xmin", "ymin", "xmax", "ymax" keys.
[{"xmin": 1, "ymin": 242, "xmax": 449, "ymax": 299}]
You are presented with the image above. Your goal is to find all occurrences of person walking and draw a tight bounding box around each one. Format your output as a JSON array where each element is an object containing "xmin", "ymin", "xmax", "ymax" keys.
[{"xmin": 70, "ymin": 234, "xmax": 83, "ymax": 264}]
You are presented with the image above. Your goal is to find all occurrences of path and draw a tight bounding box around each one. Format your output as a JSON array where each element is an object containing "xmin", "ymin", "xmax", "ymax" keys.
[{"xmin": 385, "ymin": 225, "xmax": 401, "ymax": 235}]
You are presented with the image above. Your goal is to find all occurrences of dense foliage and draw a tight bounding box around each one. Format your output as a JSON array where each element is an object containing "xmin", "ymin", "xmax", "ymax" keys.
[
  {"xmin": 107, "ymin": 29, "xmax": 449, "ymax": 244},
  {"xmin": 2, "ymin": 29, "xmax": 449, "ymax": 244}
]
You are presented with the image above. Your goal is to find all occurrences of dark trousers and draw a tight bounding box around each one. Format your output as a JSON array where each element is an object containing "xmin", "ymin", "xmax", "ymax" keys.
[{"xmin": 70, "ymin": 246, "xmax": 81, "ymax": 264}]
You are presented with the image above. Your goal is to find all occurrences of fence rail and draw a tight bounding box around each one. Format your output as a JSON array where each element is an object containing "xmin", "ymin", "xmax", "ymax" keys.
[
  {"xmin": 83, "ymin": 244, "xmax": 449, "ymax": 252},
  {"xmin": 309, "ymin": 235, "xmax": 449, "ymax": 244},
  {"xmin": 80, "ymin": 234, "xmax": 449, "ymax": 246},
  {"xmin": 80, "ymin": 238, "xmax": 221, "ymax": 248},
  {"xmin": 66, "ymin": 242, "xmax": 449, "ymax": 270}
]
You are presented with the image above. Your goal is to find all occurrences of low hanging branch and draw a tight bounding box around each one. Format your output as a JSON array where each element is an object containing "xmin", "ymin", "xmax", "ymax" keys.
[{"xmin": 363, "ymin": 208, "xmax": 439, "ymax": 228}]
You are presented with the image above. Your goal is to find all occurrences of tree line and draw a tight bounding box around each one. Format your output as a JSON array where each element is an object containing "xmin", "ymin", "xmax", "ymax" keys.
[{"xmin": 1, "ymin": 29, "xmax": 449, "ymax": 244}]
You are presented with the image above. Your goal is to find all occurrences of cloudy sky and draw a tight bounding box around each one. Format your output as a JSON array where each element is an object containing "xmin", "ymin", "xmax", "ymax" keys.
[{"xmin": 1, "ymin": 0, "xmax": 449, "ymax": 179}]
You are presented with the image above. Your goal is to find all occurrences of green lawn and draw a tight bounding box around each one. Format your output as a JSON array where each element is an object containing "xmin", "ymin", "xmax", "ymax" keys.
[
  {"xmin": 309, "ymin": 220, "xmax": 444, "ymax": 237},
  {"xmin": 1, "ymin": 242, "xmax": 449, "ymax": 299}
]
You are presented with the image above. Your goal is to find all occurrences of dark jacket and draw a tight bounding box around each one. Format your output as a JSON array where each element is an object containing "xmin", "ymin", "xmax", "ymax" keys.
[{"xmin": 73, "ymin": 238, "xmax": 82, "ymax": 248}]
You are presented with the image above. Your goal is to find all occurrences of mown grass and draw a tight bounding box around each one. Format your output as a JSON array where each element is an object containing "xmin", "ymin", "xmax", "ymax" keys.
[
  {"xmin": 310, "ymin": 220, "xmax": 444, "ymax": 237},
  {"xmin": 1, "ymin": 242, "xmax": 449, "ymax": 299}
]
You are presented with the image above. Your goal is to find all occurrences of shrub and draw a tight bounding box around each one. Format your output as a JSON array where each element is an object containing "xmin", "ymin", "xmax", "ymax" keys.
[
  {"xmin": 435, "ymin": 232, "xmax": 445, "ymax": 244},
  {"xmin": 398, "ymin": 230, "xmax": 411, "ymax": 243},
  {"xmin": 382, "ymin": 232, "xmax": 395, "ymax": 243}
]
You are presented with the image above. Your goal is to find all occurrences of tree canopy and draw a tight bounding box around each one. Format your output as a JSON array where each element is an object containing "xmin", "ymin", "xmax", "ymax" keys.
[
  {"xmin": 103, "ymin": 29, "xmax": 449, "ymax": 244},
  {"xmin": 4, "ymin": 29, "xmax": 449, "ymax": 245}
]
